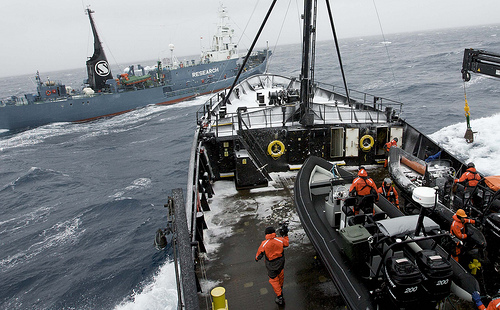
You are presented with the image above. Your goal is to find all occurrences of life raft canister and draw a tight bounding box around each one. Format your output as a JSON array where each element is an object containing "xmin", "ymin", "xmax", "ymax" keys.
[
  {"xmin": 267, "ymin": 140, "xmax": 285, "ymax": 159},
  {"xmin": 359, "ymin": 135, "xmax": 375, "ymax": 152}
]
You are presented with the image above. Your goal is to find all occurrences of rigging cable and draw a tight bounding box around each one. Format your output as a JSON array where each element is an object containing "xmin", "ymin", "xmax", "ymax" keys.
[
  {"xmin": 268, "ymin": 0, "xmax": 294, "ymax": 70},
  {"xmin": 231, "ymin": 0, "xmax": 293, "ymax": 72},
  {"xmin": 210, "ymin": 5, "xmax": 246, "ymax": 95},
  {"xmin": 295, "ymin": 0, "xmax": 303, "ymax": 38},
  {"xmin": 208, "ymin": 3, "xmax": 261, "ymax": 98},
  {"xmin": 222, "ymin": 0, "xmax": 278, "ymax": 105},
  {"xmin": 371, "ymin": 0, "xmax": 402, "ymax": 103},
  {"xmin": 325, "ymin": 0, "xmax": 350, "ymax": 104},
  {"xmin": 463, "ymin": 81, "xmax": 474, "ymax": 143},
  {"xmin": 232, "ymin": 0, "xmax": 261, "ymax": 49},
  {"xmin": 463, "ymin": 82, "xmax": 471, "ymax": 127}
]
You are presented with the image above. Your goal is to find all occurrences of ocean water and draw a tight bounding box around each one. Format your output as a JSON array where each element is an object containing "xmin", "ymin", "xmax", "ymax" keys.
[{"xmin": 2, "ymin": 24, "xmax": 500, "ymax": 309}]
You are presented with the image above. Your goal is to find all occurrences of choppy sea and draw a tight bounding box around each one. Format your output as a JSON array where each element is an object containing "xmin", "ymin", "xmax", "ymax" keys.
[{"xmin": 2, "ymin": 24, "xmax": 500, "ymax": 309}]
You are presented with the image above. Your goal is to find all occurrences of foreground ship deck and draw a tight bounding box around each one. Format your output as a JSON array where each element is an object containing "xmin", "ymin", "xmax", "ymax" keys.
[
  {"xmin": 187, "ymin": 169, "xmax": 475, "ymax": 310},
  {"xmin": 173, "ymin": 71, "xmax": 482, "ymax": 309},
  {"xmin": 196, "ymin": 174, "xmax": 346, "ymax": 309},
  {"xmin": 170, "ymin": 0, "xmax": 497, "ymax": 306}
]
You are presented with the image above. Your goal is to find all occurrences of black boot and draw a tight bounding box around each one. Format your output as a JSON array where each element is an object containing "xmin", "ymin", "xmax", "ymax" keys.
[{"xmin": 275, "ymin": 294, "xmax": 284, "ymax": 305}]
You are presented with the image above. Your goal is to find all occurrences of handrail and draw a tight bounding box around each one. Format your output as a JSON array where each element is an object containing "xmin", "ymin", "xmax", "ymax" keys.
[
  {"xmin": 196, "ymin": 75, "xmax": 403, "ymax": 123},
  {"xmin": 170, "ymin": 189, "xmax": 200, "ymax": 310},
  {"xmin": 236, "ymin": 110, "xmax": 272, "ymax": 180},
  {"xmin": 195, "ymin": 74, "xmax": 405, "ymax": 138},
  {"xmin": 186, "ymin": 128, "xmax": 201, "ymax": 233}
]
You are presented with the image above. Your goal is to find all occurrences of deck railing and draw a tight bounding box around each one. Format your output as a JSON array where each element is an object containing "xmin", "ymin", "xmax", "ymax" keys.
[{"xmin": 195, "ymin": 74, "xmax": 404, "ymax": 137}]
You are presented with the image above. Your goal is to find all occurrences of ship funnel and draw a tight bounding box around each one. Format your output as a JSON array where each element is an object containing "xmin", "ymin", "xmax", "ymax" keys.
[{"xmin": 85, "ymin": 8, "xmax": 113, "ymax": 91}]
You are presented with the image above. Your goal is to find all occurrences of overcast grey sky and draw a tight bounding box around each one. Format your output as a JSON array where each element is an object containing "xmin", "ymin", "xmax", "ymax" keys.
[{"xmin": 2, "ymin": 0, "xmax": 500, "ymax": 78}]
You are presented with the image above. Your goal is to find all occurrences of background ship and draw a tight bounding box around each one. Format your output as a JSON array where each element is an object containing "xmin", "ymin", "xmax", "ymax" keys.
[{"xmin": 0, "ymin": 6, "xmax": 269, "ymax": 131}]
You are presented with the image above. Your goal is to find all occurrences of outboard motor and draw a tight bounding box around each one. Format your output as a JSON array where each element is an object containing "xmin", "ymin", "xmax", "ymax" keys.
[
  {"xmin": 415, "ymin": 250, "xmax": 453, "ymax": 302},
  {"xmin": 384, "ymin": 256, "xmax": 423, "ymax": 305}
]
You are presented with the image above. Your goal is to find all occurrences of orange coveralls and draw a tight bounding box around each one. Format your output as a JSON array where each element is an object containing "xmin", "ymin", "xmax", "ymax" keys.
[
  {"xmin": 349, "ymin": 176, "xmax": 379, "ymax": 214},
  {"xmin": 384, "ymin": 139, "xmax": 398, "ymax": 168},
  {"xmin": 255, "ymin": 232, "xmax": 289, "ymax": 297},
  {"xmin": 377, "ymin": 185, "xmax": 399, "ymax": 208},
  {"xmin": 450, "ymin": 214, "xmax": 476, "ymax": 261},
  {"xmin": 477, "ymin": 297, "xmax": 500, "ymax": 309},
  {"xmin": 455, "ymin": 167, "xmax": 481, "ymax": 189}
]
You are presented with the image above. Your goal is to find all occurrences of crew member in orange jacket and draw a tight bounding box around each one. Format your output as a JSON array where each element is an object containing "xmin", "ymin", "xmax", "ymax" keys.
[
  {"xmin": 349, "ymin": 167, "xmax": 379, "ymax": 215},
  {"xmin": 450, "ymin": 209, "xmax": 476, "ymax": 262},
  {"xmin": 377, "ymin": 178, "xmax": 399, "ymax": 209},
  {"xmin": 255, "ymin": 226, "xmax": 289, "ymax": 305},
  {"xmin": 455, "ymin": 162, "xmax": 482, "ymax": 207},
  {"xmin": 472, "ymin": 290, "xmax": 500, "ymax": 309},
  {"xmin": 384, "ymin": 137, "xmax": 398, "ymax": 168},
  {"xmin": 455, "ymin": 162, "xmax": 481, "ymax": 190}
]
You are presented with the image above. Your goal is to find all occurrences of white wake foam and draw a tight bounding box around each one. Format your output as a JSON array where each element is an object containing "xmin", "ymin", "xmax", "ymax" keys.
[
  {"xmin": 114, "ymin": 260, "xmax": 178, "ymax": 310},
  {"xmin": 429, "ymin": 113, "xmax": 500, "ymax": 175}
]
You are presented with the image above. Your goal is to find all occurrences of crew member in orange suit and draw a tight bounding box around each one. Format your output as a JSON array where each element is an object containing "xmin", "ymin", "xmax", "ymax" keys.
[
  {"xmin": 455, "ymin": 162, "xmax": 482, "ymax": 207},
  {"xmin": 256, "ymin": 225, "xmax": 289, "ymax": 305},
  {"xmin": 450, "ymin": 209, "xmax": 476, "ymax": 262},
  {"xmin": 472, "ymin": 290, "xmax": 500, "ymax": 310},
  {"xmin": 378, "ymin": 178, "xmax": 399, "ymax": 209},
  {"xmin": 349, "ymin": 167, "xmax": 379, "ymax": 215},
  {"xmin": 384, "ymin": 137, "xmax": 398, "ymax": 168},
  {"xmin": 455, "ymin": 162, "xmax": 481, "ymax": 190}
]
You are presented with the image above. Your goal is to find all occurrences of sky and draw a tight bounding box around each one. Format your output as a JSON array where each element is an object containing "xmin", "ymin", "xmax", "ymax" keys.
[{"xmin": 1, "ymin": 0, "xmax": 500, "ymax": 78}]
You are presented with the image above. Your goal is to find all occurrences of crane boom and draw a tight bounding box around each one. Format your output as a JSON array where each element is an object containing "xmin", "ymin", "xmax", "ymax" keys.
[{"xmin": 462, "ymin": 48, "xmax": 500, "ymax": 81}]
